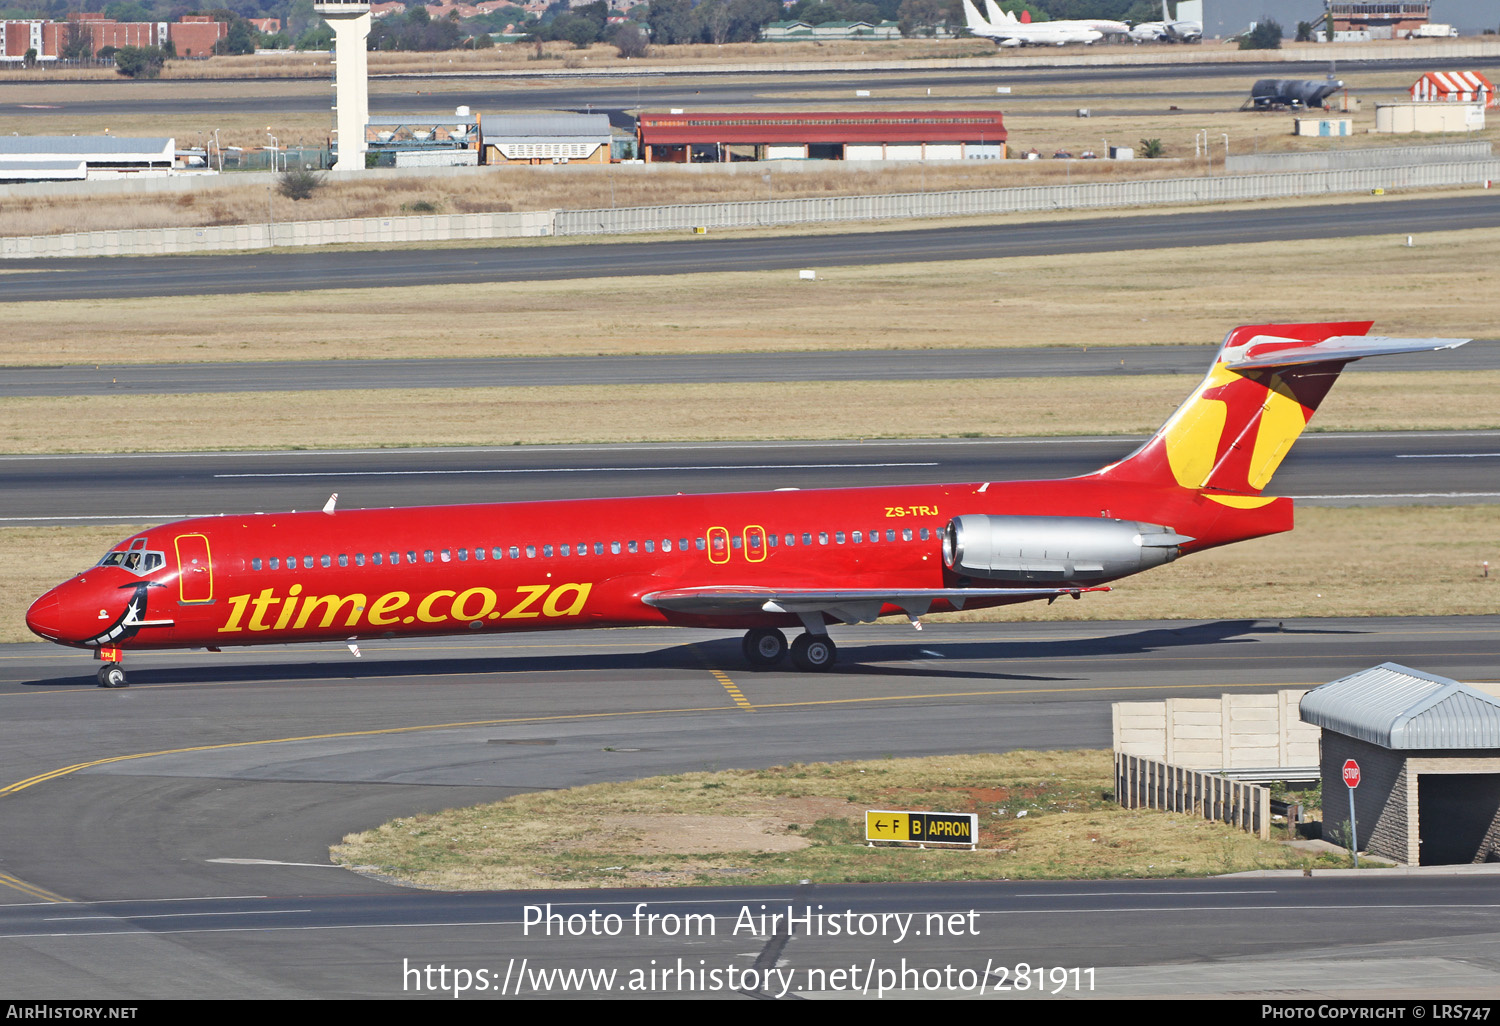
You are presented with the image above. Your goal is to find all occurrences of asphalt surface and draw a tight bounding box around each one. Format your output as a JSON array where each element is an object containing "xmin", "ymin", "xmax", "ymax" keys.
[
  {"xmin": 7, "ymin": 56, "xmax": 1496, "ymax": 120},
  {"xmin": 5, "ymin": 431, "xmax": 1499, "ymax": 527},
  {"xmin": 7, "ymin": 341, "xmax": 1499, "ymax": 397},
  {"xmin": 2, "ymin": 615, "xmax": 1499, "ymax": 998},
  {"xmin": 6, "ymin": 194, "xmax": 1500, "ymax": 301}
]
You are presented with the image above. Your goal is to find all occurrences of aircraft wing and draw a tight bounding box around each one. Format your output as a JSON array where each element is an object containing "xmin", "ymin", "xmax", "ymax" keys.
[{"xmin": 643, "ymin": 585, "xmax": 1107, "ymax": 624}]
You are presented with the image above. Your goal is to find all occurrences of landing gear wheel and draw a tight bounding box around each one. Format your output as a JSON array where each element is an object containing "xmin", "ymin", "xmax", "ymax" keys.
[
  {"xmin": 741, "ymin": 628, "xmax": 788, "ymax": 668},
  {"xmin": 96, "ymin": 663, "xmax": 128, "ymax": 689},
  {"xmin": 789, "ymin": 634, "xmax": 837, "ymax": 672}
]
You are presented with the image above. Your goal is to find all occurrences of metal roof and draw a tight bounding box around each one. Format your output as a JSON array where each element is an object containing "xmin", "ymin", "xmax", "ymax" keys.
[
  {"xmin": 0, "ymin": 136, "xmax": 173, "ymax": 158},
  {"xmin": 1299, "ymin": 662, "xmax": 1500, "ymax": 750},
  {"xmin": 481, "ymin": 114, "xmax": 610, "ymax": 143}
]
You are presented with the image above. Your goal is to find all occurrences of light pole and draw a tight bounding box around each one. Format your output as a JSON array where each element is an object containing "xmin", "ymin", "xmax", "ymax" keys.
[{"xmin": 267, "ymin": 130, "xmax": 280, "ymax": 172}]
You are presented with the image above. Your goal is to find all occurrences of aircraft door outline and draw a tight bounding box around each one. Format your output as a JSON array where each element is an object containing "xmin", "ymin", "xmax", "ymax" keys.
[
  {"xmin": 707, "ymin": 526, "xmax": 731, "ymax": 565},
  {"xmin": 743, "ymin": 525, "xmax": 767, "ymax": 563},
  {"xmin": 175, "ymin": 533, "xmax": 214, "ymax": 604}
]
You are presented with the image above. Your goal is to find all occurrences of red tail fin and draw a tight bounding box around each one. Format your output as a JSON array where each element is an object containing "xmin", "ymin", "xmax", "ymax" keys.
[{"xmin": 1097, "ymin": 321, "xmax": 1468, "ymax": 495}]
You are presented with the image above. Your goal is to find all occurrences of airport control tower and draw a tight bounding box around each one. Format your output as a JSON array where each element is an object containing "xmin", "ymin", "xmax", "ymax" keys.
[{"xmin": 314, "ymin": 0, "xmax": 371, "ymax": 171}]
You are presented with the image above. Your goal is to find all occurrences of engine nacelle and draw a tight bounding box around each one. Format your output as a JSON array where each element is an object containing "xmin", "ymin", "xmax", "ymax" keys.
[{"xmin": 942, "ymin": 514, "xmax": 1191, "ymax": 583}]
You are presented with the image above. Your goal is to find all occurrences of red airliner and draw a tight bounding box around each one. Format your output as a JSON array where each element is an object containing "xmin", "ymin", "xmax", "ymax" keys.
[{"xmin": 26, "ymin": 322, "xmax": 1468, "ymax": 687}]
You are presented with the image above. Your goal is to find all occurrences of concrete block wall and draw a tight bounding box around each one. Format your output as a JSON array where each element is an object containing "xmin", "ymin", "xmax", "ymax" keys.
[{"xmin": 1112, "ymin": 690, "xmax": 1319, "ymax": 771}]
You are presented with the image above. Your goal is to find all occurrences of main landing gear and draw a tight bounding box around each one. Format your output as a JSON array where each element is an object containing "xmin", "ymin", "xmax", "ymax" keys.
[
  {"xmin": 96, "ymin": 663, "xmax": 128, "ymax": 688},
  {"xmin": 740, "ymin": 628, "xmax": 837, "ymax": 672}
]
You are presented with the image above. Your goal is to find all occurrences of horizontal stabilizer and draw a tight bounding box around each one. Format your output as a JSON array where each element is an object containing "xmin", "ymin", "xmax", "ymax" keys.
[
  {"xmin": 645, "ymin": 585, "xmax": 1107, "ymax": 623},
  {"xmin": 1223, "ymin": 334, "xmax": 1471, "ymax": 371}
]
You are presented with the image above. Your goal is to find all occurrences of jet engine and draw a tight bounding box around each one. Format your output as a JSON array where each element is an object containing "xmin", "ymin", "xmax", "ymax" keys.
[{"xmin": 942, "ymin": 514, "xmax": 1191, "ymax": 583}]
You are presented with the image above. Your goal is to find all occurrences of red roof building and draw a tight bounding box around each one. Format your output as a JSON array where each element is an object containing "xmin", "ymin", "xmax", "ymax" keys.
[{"xmin": 636, "ymin": 110, "xmax": 1007, "ymax": 163}]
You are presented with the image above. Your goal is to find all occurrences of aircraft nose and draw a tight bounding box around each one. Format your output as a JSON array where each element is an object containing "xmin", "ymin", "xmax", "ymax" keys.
[{"xmin": 25, "ymin": 592, "xmax": 62, "ymax": 641}]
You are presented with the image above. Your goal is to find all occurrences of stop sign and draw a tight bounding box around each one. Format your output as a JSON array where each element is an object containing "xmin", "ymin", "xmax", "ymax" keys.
[{"xmin": 1343, "ymin": 759, "xmax": 1361, "ymax": 788}]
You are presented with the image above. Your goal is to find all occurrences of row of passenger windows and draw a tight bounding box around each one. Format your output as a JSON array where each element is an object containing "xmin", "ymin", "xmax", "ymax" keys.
[{"xmin": 247, "ymin": 526, "xmax": 933, "ymax": 572}]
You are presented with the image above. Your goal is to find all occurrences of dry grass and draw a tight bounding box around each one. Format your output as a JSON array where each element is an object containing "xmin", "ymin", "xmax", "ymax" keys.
[
  {"xmin": 0, "ymin": 371, "xmax": 1493, "ymax": 455},
  {"xmin": 0, "ymin": 157, "xmax": 1203, "ymax": 238},
  {"xmin": 330, "ymin": 749, "xmax": 1335, "ymax": 890},
  {"xmin": 4, "ymin": 229, "xmax": 1498, "ymax": 366},
  {"xmin": 7, "ymin": 507, "xmax": 1494, "ymax": 646}
]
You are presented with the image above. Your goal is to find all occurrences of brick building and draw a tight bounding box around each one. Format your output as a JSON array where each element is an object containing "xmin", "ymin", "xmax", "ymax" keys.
[
  {"xmin": 1301, "ymin": 663, "xmax": 1500, "ymax": 865},
  {"xmin": 0, "ymin": 13, "xmax": 226, "ymax": 61}
]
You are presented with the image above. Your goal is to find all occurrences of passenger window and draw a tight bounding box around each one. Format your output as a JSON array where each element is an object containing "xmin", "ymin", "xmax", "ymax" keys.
[
  {"xmin": 695, "ymin": 538, "xmax": 705, "ymax": 551},
  {"xmin": 372, "ymin": 553, "xmax": 383, "ymax": 566},
  {"xmin": 818, "ymin": 532, "xmax": 828, "ymax": 545},
  {"xmin": 903, "ymin": 528, "xmax": 913, "ymax": 541},
  {"xmin": 611, "ymin": 541, "xmax": 621, "ymax": 554},
  {"xmin": 269, "ymin": 557, "xmax": 280, "ymax": 570},
  {"xmin": 440, "ymin": 549, "xmax": 451, "ymax": 563},
  {"xmin": 836, "ymin": 532, "xmax": 846, "ymax": 544},
  {"xmin": 493, "ymin": 548, "xmax": 506, "ymax": 560},
  {"xmin": 304, "ymin": 556, "xmax": 315, "ymax": 569},
  {"xmin": 680, "ymin": 538, "xmax": 689, "ymax": 551},
  {"xmin": 560, "ymin": 544, "xmax": 570, "ymax": 557},
  {"xmin": 920, "ymin": 528, "xmax": 930, "ymax": 541},
  {"xmin": 662, "ymin": 539, "xmax": 672, "ymax": 552},
  {"xmin": 407, "ymin": 551, "xmax": 418, "ymax": 564},
  {"xmin": 473, "ymin": 548, "xmax": 484, "ymax": 561},
  {"xmin": 730, "ymin": 537, "xmax": 741, "ymax": 550},
  {"xmin": 423, "ymin": 550, "xmax": 434, "ymax": 563},
  {"xmin": 355, "ymin": 553, "xmax": 365, "ymax": 567},
  {"xmin": 594, "ymin": 542, "xmax": 604, "ymax": 555},
  {"xmin": 252, "ymin": 558, "xmax": 262, "ymax": 571},
  {"xmin": 543, "ymin": 545, "xmax": 553, "ymax": 558},
  {"xmin": 390, "ymin": 552, "xmax": 399, "ymax": 564},
  {"xmin": 644, "ymin": 540, "xmax": 654, "ymax": 553},
  {"xmin": 802, "ymin": 533, "xmax": 812, "ymax": 546},
  {"xmin": 711, "ymin": 536, "xmax": 725, "ymax": 552},
  {"xmin": 767, "ymin": 535, "xmax": 777, "ymax": 548},
  {"xmin": 526, "ymin": 545, "xmax": 536, "ymax": 558},
  {"xmin": 887, "ymin": 530, "xmax": 896, "ymax": 542},
  {"xmin": 338, "ymin": 554, "xmax": 348, "ymax": 567},
  {"xmin": 628, "ymin": 541, "xmax": 638, "ymax": 554},
  {"xmin": 509, "ymin": 546, "xmax": 520, "ymax": 560},
  {"xmin": 852, "ymin": 531, "xmax": 863, "ymax": 543}
]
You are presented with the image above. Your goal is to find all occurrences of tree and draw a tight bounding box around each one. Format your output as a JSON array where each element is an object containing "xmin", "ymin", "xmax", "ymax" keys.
[
  {"xmin": 1239, "ymin": 18, "xmax": 1283, "ymax": 49},
  {"xmin": 1295, "ymin": 20, "xmax": 1314, "ymax": 42},
  {"xmin": 611, "ymin": 21, "xmax": 649, "ymax": 56},
  {"xmin": 61, "ymin": 20, "xmax": 94, "ymax": 61},
  {"xmin": 114, "ymin": 45, "xmax": 166, "ymax": 78},
  {"xmin": 276, "ymin": 166, "xmax": 326, "ymax": 201},
  {"xmin": 1138, "ymin": 137, "xmax": 1164, "ymax": 158}
]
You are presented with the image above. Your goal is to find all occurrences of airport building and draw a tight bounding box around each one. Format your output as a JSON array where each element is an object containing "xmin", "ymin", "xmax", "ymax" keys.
[
  {"xmin": 0, "ymin": 136, "xmax": 179, "ymax": 182},
  {"xmin": 1302, "ymin": 664, "xmax": 1500, "ymax": 866},
  {"xmin": 635, "ymin": 110, "xmax": 1007, "ymax": 163},
  {"xmin": 1326, "ymin": 1, "xmax": 1432, "ymax": 39},
  {"xmin": 1410, "ymin": 70, "xmax": 1496, "ymax": 109},
  {"xmin": 481, "ymin": 114, "xmax": 612, "ymax": 165},
  {"xmin": 0, "ymin": 13, "xmax": 226, "ymax": 61}
]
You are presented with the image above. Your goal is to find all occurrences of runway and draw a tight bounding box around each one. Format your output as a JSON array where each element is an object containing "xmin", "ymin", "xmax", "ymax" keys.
[
  {"xmin": 2, "ymin": 615, "xmax": 1499, "ymax": 997},
  {"xmin": 7, "ymin": 341, "xmax": 1498, "ymax": 398},
  {"xmin": 4, "ymin": 431, "xmax": 1499, "ymax": 526},
  {"xmin": 5, "ymin": 195, "xmax": 1499, "ymax": 301},
  {"xmin": 5, "ymin": 56, "xmax": 1494, "ymax": 120}
]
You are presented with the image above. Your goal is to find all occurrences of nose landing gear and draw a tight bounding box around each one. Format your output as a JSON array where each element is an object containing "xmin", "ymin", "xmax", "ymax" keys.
[{"xmin": 95, "ymin": 646, "xmax": 127, "ymax": 688}]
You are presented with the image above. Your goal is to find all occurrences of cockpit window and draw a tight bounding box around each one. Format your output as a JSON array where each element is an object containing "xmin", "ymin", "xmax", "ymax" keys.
[{"xmin": 97, "ymin": 546, "xmax": 164, "ymax": 575}]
